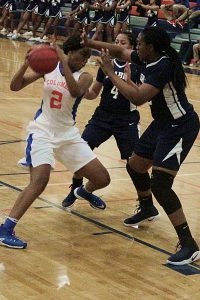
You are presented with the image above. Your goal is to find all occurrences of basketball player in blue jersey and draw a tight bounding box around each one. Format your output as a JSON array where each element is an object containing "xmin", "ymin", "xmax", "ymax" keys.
[
  {"xmin": 96, "ymin": 0, "xmax": 118, "ymax": 42},
  {"xmin": 79, "ymin": 27, "xmax": 200, "ymax": 265},
  {"xmin": 114, "ymin": 0, "xmax": 131, "ymax": 39},
  {"xmin": 0, "ymin": 35, "xmax": 110, "ymax": 249},
  {"xmin": 63, "ymin": 32, "xmax": 141, "ymax": 209}
]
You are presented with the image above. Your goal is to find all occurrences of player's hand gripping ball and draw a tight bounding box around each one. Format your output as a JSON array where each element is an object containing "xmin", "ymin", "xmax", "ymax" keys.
[{"xmin": 28, "ymin": 45, "xmax": 59, "ymax": 74}]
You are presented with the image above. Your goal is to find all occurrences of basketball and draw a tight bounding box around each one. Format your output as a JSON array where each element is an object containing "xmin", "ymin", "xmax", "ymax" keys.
[{"xmin": 28, "ymin": 45, "xmax": 59, "ymax": 74}]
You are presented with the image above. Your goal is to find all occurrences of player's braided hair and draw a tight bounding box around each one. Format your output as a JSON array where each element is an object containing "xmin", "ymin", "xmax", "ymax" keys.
[
  {"xmin": 141, "ymin": 27, "xmax": 187, "ymax": 88},
  {"xmin": 63, "ymin": 34, "xmax": 91, "ymax": 57}
]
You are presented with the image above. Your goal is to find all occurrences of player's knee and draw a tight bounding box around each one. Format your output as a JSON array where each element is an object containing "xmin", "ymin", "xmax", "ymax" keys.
[
  {"xmin": 151, "ymin": 170, "xmax": 182, "ymax": 214},
  {"xmin": 126, "ymin": 163, "xmax": 150, "ymax": 192},
  {"xmin": 98, "ymin": 169, "xmax": 111, "ymax": 188}
]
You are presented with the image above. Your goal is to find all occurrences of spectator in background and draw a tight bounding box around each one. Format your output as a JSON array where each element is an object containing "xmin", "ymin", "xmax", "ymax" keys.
[
  {"xmin": 190, "ymin": 40, "xmax": 200, "ymax": 66},
  {"xmin": 134, "ymin": 0, "xmax": 150, "ymax": 17},
  {"xmin": 114, "ymin": 0, "xmax": 132, "ymax": 39},
  {"xmin": 136, "ymin": 0, "xmax": 161, "ymax": 27},
  {"xmin": 171, "ymin": 2, "xmax": 200, "ymax": 29},
  {"xmin": 87, "ymin": 0, "xmax": 105, "ymax": 40},
  {"xmin": 160, "ymin": 0, "xmax": 189, "ymax": 24},
  {"xmin": 64, "ymin": 0, "xmax": 82, "ymax": 36}
]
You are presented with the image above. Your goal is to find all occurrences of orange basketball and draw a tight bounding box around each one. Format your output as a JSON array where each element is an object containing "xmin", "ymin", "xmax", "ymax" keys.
[{"xmin": 28, "ymin": 45, "xmax": 59, "ymax": 74}]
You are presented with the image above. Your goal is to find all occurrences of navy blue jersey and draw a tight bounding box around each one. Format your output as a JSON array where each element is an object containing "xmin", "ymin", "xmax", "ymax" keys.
[
  {"xmin": 71, "ymin": 0, "xmax": 82, "ymax": 11},
  {"xmin": 96, "ymin": 59, "xmax": 141, "ymax": 113},
  {"xmin": 50, "ymin": 0, "xmax": 65, "ymax": 6},
  {"xmin": 131, "ymin": 52, "xmax": 194, "ymax": 121},
  {"xmin": 91, "ymin": 0, "xmax": 104, "ymax": 20},
  {"xmin": 102, "ymin": 0, "xmax": 117, "ymax": 19},
  {"xmin": 117, "ymin": 0, "xmax": 131, "ymax": 19}
]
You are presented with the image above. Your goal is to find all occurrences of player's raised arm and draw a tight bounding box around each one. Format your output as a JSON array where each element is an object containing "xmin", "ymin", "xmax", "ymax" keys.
[
  {"xmin": 53, "ymin": 42, "xmax": 93, "ymax": 98},
  {"xmin": 10, "ymin": 48, "xmax": 43, "ymax": 91},
  {"xmin": 81, "ymin": 30, "xmax": 134, "ymax": 62}
]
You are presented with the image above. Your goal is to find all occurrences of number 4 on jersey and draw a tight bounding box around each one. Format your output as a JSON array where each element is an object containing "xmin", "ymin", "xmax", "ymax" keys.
[{"xmin": 111, "ymin": 86, "xmax": 118, "ymax": 100}]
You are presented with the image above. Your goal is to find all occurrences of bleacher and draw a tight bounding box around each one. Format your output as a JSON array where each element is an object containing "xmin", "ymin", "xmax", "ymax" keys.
[
  {"xmin": 1, "ymin": 0, "xmax": 200, "ymax": 52},
  {"xmin": 62, "ymin": 0, "xmax": 200, "ymax": 51}
]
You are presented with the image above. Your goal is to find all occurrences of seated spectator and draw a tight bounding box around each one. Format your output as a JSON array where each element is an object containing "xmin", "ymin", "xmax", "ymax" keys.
[
  {"xmin": 171, "ymin": 6, "xmax": 200, "ymax": 28},
  {"xmin": 190, "ymin": 40, "xmax": 200, "ymax": 66},
  {"xmin": 160, "ymin": 0, "xmax": 189, "ymax": 23}
]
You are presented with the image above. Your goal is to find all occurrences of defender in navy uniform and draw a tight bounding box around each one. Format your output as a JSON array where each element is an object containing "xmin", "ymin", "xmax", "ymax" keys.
[
  {"xmin": 114, "ymin": 0, "xmax": 131, "ymax": 39},
  {"xmin": 63, "ymin": 31, "xmax": 141, "ymax": 210},
  {"xmin": 81, "ymin": 26, "xmax": 200, "ymax": 266}
]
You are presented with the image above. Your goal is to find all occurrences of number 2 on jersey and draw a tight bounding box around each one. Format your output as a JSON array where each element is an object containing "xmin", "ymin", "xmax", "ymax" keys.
[{"xmin": 50, "ymin": 90, "xmax": 63, "ymax": 109}]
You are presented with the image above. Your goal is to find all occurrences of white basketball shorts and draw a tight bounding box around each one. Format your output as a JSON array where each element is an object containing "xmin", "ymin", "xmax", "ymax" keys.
[{"xmin": 18, "ymin": 120, "xmax": 96, "ymax": 173}]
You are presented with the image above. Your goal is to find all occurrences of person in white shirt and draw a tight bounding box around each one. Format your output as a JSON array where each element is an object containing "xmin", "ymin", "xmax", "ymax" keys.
[{"xmin": 0, "ymin": 35, "xmax": 110, "ymax": 249}]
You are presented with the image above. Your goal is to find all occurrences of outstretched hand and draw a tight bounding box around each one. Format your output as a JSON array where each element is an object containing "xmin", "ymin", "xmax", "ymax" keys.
[{"xmin": 97, "ymin": 49, "xmax": 114, "ymax": 76}]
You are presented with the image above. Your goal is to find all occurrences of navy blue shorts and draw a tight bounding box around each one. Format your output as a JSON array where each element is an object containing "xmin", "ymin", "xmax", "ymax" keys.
[
  {"xmin": 0, "ymin": 0, "xmax": 8, "ymax": 8},
  {"xmin": 91, "ymin": 15, "xmax": 103, "ymax": 23},
  {"xmin": 100, "ymin": 15, "xmax": 115, "ymax": 26},
  {"xmin": 46, "ymin": 6, "xmax": 62, "ymax": 18},
  {"xmin": 34, "ymin": 3, "xmax": 48, "ymax": 16},
  {"xmin": 21, "ymin": 2, "xmax": 29, "ymax": 12},
  {"xmin": 5, "ymin": 1, "xmax": 16, "ymax": 12},
  {"xmin": 134, "ymin": 111, "xmax": 200, "ymax": 171},
  {"xmin": 82, "ymin": 107, "xmax": 140, "ymax": 160},
  {"xmin": 116, "ymin": 14, "xmax": 129, "ymax": 24},
  {"xmin": 26, "ymin": 3, "xmax": 37, "ymax": 12}
]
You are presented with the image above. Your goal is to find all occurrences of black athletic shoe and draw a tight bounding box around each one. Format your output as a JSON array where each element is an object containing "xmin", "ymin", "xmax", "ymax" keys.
[
  {"xmin": 74, "ymin": 185, "xmax": 106, "ymax": 210},
  {"xmin": 123, "ymin": 204, "xmax": 160, "ymax": 227},
  {"xmin": 62, "ymin": 185, "xmax": 77, "ymax": 208},
  {"xmin": 167, "ymin": 238, "xmax": 200, "ymax": 265}
]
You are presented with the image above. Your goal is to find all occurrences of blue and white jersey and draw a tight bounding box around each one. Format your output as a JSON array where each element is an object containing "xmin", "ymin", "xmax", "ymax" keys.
[
  {"xmin": 92, "ymin": 0, "xmax": 104, "ymax": 20},
  {"xmin": 96, "ymin": 59, "xmax": 141, "ymax": 113},
  {"xmin": 117, "ymin": 0, "xmax": 131, "ymax": 18},
  {"xmin": 77, "ymin": 1, "xmax": 90, "ymax": 20},
  {"xmin": 132, "ymin": 54, "xmax": 193, "ymax": 121},
  {"xmin": 50, "ymin": 0, "xmax": 65, "ymax": 7},
  {"xmin": 71, "ymin": 0, "xmax": 82, "ymax": 10},
  {"xmin": 103, "ymin": 0, "xmax": 117, "ymax": 19},
  {"xmin": 34, "ymin": 62, "xmax": 83, "ymax": 127}
]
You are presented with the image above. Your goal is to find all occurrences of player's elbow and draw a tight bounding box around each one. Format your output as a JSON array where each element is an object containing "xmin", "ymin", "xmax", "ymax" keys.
[
  {"xmin": 10, "ymin": 83, "xmax": 21, "ymax": 91},
  {"xmin": 129, "ymin": 93, "xmax": 146, "ymax": 106}
]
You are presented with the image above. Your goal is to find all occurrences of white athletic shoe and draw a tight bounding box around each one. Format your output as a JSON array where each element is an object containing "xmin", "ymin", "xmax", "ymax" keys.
[
  {"xmin": 11, "ymin": 33, "xmax": 20, "ymax": 39},
  {"xmin": 22, "ymin": 31, "xmax": 33, "ymax": 37}
]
